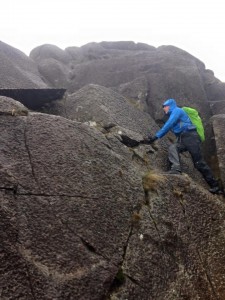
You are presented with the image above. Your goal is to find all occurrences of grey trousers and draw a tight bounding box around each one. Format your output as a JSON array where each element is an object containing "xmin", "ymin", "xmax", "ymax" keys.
[{"xmin": 168, "ymin": 131, "xmax": 218, "ymax": 188}]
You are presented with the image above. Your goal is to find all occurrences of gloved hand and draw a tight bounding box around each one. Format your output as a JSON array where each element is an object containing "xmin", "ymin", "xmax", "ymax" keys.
[
  {"xmin": 142, "ymin": 134, "xmax": 158, "ymax": 144},
  {"xmin": 148, "ymin": 136, "xmax": 158, "ymax": 144}
]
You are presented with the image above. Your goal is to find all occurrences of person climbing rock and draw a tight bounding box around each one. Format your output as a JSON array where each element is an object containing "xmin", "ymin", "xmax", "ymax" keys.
[{"xmin": 144, "ymin": 98, "xmax": 223, "ymax": 195}]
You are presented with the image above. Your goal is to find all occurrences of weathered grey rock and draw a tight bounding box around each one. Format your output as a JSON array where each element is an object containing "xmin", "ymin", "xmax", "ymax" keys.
[
  {"xmin": 209, "ymin": 100, "xmax": 225, "ymax": 115},
  {"xmin": 0, "ymin": 41, "xmax": 48, "ymax": 89},
  {"xmin": 1, "ymin": 41, "xmax": 225, "ymax": 299},
  {"xmin": 29, "ymin": 42, "xmax": 222, "ymax": 117},
  {"xmin": 28, "ymin": 41, "xmax": 220, "ymax": 177},
  {"xmin": 0, "ymin": 97, "xmax": 144, "ymax": 299},
  {"xmin": 0, "ymin": 95, "xmax": 28, "ymax": 113},
  {"xmin": 203, "ymin": 69, "xmax": 225, "ymax": 101},
  {"xmin": 65, "ymin": 43, "xmax": 109, "ymax": 62},
  {"xmin": 115, "ymin": 76, "xmax": 149, "ymax": 112},
  {"xmin": 30, "ymin": 44, "xmax": 72, "ymax": 64},
  {"xmin": 65, "ymin": 41, "xmax": 155, "ymax": 64},
  {"xmin": 28, "ymin": 41, "xmax": 224, "ymax": 166},
  {"xmin": 99, "ymin": 41, "xmax": 156, "ymax": 51},
  {"xmin": 42, "ymin": 84, "xmax": 208, "ymax": 188},
  {"xmin": 212, "ymin": 114, "xmax": 225, "ymax": 187},
  {"xmin": 41, "ymin": 84, "xmax": 169, "ymax": 174},
  {"xmin": 0, "ymin": 41, "xmax": 67, "ymax": 109},
  {"xmin": 27, "ymin": 41, "xmax": 225, "ymax": 123},
  {"xmin": 1, "ymin": 92, "xmax": 225, "ymax": 299},
  {"xmin": 37, "ymin": 58, "xmax": 69, "ymax": 88},
  {"xmin": 29, "ymin": 44, "xmax": 73, "ymax": 89},
  {"xmin": 47, "ymin": 84, "xmax": 157, "ymax": 135},
  {"xmin": 110, "ymin": 174, "xmax": 225, "ymax": 300},
  {"xmin": 28, "ymin": 41, "xmax": 224, "ymax": 162}
]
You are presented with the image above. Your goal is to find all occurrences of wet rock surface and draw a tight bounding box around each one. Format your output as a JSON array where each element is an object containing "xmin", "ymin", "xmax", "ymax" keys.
[{"xmin": 1, "ymin": 41, "xmax": 225, "ymax": 299}]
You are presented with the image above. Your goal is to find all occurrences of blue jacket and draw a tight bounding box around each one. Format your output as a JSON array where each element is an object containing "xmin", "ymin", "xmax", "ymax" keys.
[{"xmin": 155, "ymin": 99, "xmax": 195, "ymax": 139}]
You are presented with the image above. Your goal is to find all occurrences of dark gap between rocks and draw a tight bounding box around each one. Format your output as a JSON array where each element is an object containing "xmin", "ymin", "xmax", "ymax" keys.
[{"xmin": 0, "ymin": 88, "xmax": 66, "ymax": 110}]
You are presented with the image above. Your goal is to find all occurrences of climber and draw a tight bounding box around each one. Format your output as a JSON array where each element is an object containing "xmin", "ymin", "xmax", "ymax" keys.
[{"xmin": 144, "ymin": 98, "xmax": 223, "ymax": 195}]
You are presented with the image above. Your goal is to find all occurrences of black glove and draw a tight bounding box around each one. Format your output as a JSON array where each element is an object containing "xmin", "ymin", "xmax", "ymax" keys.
[
  {"xmin": 148, "ymin": 136, "xmax": 158, "ymax": 144},
  {"xmin": 142, "ymin": 134, "xmax": 158, "ymax": 144}
]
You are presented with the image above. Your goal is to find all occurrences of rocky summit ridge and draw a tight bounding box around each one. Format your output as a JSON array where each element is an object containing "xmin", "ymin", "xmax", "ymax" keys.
[{"xmin": 1, "ymin": 40, "xmax": 225, "ymax": 299}]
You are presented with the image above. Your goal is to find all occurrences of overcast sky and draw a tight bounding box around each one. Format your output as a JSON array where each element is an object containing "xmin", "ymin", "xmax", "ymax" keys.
[{"xmin": 1, "ymin": 0, "xmax": 225, "ymax": 81}]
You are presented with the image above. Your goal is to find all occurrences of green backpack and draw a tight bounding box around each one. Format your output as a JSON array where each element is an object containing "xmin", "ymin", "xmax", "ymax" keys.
[{"xmin": 182, "ymin": 106, "xmax": 205, "ymax": 142}]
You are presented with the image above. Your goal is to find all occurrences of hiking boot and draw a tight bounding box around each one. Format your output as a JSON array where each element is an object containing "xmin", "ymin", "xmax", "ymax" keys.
[
  {"xmin": 209, "ymin": 186, "xmax": 224, "ymax": 195},
  {"xmin": 166, "ymin": 170, "xmax": 181, "ymax": 175}
]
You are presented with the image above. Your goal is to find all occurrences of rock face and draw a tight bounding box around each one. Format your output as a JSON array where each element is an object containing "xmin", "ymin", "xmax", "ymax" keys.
[
  {"xmin": 0, "ymin": 96, "xmax": 143, "ymax": 299},
  {"xmin": 114, "ymin": 174, "xmax": 225, "ymax": 300},
  {"xmin": 44, "ymin": 83, "xmax": 209, "ymax": 187},
  {"xmin": 210, "ymin": 100, "xmax": 225, "ymax": 115},
  {"xmin": 0, "ymin": 41, "xmax": 66, "ymax": 109},
  {"xmin": 30, "ymin": 41, "xmax": 225, "ymax": 163},
  {"xmin": 0, "ymin": 41, "xmax": 47, "ymax": 89},
  {"xmin": 1, "ymin": 40, "xmax": 225, "ymax": 299},
  {"xmin": 30, "ymin": 42, "xmax": 225, "ymax": 117},
  {"xmin": 1, "ymin": 96, "xmax": 225, "ymax": 299},
  {"xmin": 212, "ymin": 115, "xmax": 225, "ymax": 187}
]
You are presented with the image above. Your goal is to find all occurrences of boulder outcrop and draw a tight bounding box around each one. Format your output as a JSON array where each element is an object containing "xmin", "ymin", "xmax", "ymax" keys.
[
  {"xmin": 0, "ymin": 41, "xmax": 66, "ymax": 109},
  {"xmin": 212, "ymin": 114, "xmax": 225, "ymax": 187},
  {"xmin": 0, "ymin": 96, "xmax": 143, "ymax": 299},
  {"xmin": 30, "ymin": 42, "xmax": 225, "ymax": 163},
  {"xmin": 1, "ymin": 40, "xmax": 225, "ymax": 299},
  {"xmin": 0, "ymin": 41, "xmax": 47, "ymax": 89},
  {"xmin": 43, "ymin": 83, "xmax": 209, "ymax": 187},
  {"xmin": 112, "ymin": 174, "xmax": 225, "ymax": 300},
  {"xmin": 30, "ymin": 42, "xmax": 225, "ymax": 117},
  {"xmin": 1, "ymin": 95, "xmax": 225, "ymax": 299}
]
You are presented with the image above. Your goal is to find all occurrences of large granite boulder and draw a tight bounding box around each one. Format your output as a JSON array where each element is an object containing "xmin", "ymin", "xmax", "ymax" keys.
[
  {"xmin": 30, "ymin": 42, "xmax": 217, "ymax": 152},
  {"xmin": 209, "ymin": 100, "xmax": 225, "ymax": 115},
  {"xmin": 30, "ymin": 44, "xmax": 72, "ymax": 64},
  {"xmin": 29, "ymin": 42, "xmax": 223, "ymax": 117},
  {"xmin": 37, "ymin": 58, "xmax": 69, "ymax": 88},
  {"xmin": 0, "ymin": 41, "xmax": 48, "ymax": 89},
  {"xmin": 202, "ymin": 69, "xmax": 225, "ymax": 101},
  {"xmin": 66, "ymin": 41, "xmax": 155, "ymax": 64},
  {"xmin": 115, "ymin": 76, "xmax": 149, "ymax": 112},
  {"xmin": 65, "ymin": 45, "xmax": 209, "ymax": 115},
  {"xmin": 28, "ymin": 41, "xmax": 225, "ymax": 171},
  {"xmin": 212, "ymin": 114, "xmax": 225, "ymax": 187},
  {"xmin": 0, "ymin": 96, "xmax": 144, "ymax": 299},
  {"xmin": 0, "ymin": 42, "xmax": 66, "ymax": 109},
  {"xmin": 41, "ymin": 84, "xmax": 169, "ymax": 174},
  {"xmin": 42, "ymin": 84, "xmax": 209, "ymax": 188},
  {"xmin": 28, "ymin": 42, "xmax": 224, "ymax": 159},
  {"xmin": 110, "ymin": 174, "xmax": 225, "ymax": 300},
  {"xmin": 1, "ymin": 96, "xmax": 225, "ymax": 299},
  {"xmin": 29, "ymin": 44, "xmax": 72, "ymax": 88},
  {"xmin": 1, "ymin": 40, "xmax": 225, "ymax": 299}
]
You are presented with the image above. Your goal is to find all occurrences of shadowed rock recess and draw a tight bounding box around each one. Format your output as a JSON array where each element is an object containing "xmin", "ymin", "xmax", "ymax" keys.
[
  {"xmin": 1, "ymin": 41, "xmax": 225, "ymax": 299},
  {"xmin": 0, "ymin": 89, "xmax": 66, "ymax": 109}
]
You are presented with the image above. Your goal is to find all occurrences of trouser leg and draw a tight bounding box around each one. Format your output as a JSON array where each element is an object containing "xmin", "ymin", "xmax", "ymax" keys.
[
  {"xmin": 181, "ymin": 131, "xmax": 218, "ymax": 188},
  {"xmin": 194, "ymin": 160, "xmax": 218, "ymax": 187},
  {"xmin": 168, "ymin": 143, "xmax": 183, "ymax": 172}
]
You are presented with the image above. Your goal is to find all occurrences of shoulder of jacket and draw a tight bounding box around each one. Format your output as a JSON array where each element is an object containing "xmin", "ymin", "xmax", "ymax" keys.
[{"xmin": 171, "ymin": 106, "xmax": 182, "ymax": 115}]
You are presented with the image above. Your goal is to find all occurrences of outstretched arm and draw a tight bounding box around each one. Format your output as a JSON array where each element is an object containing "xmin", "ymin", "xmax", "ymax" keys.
[{"xmin": 155, "ymin": 109, "xmax": 181, "ymax": 138}]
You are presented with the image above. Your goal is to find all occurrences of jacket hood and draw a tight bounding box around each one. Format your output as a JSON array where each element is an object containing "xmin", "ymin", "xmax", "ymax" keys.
[{"xmin": 163, "ymin": 99, "xmax": 177, "ymax": 113}]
